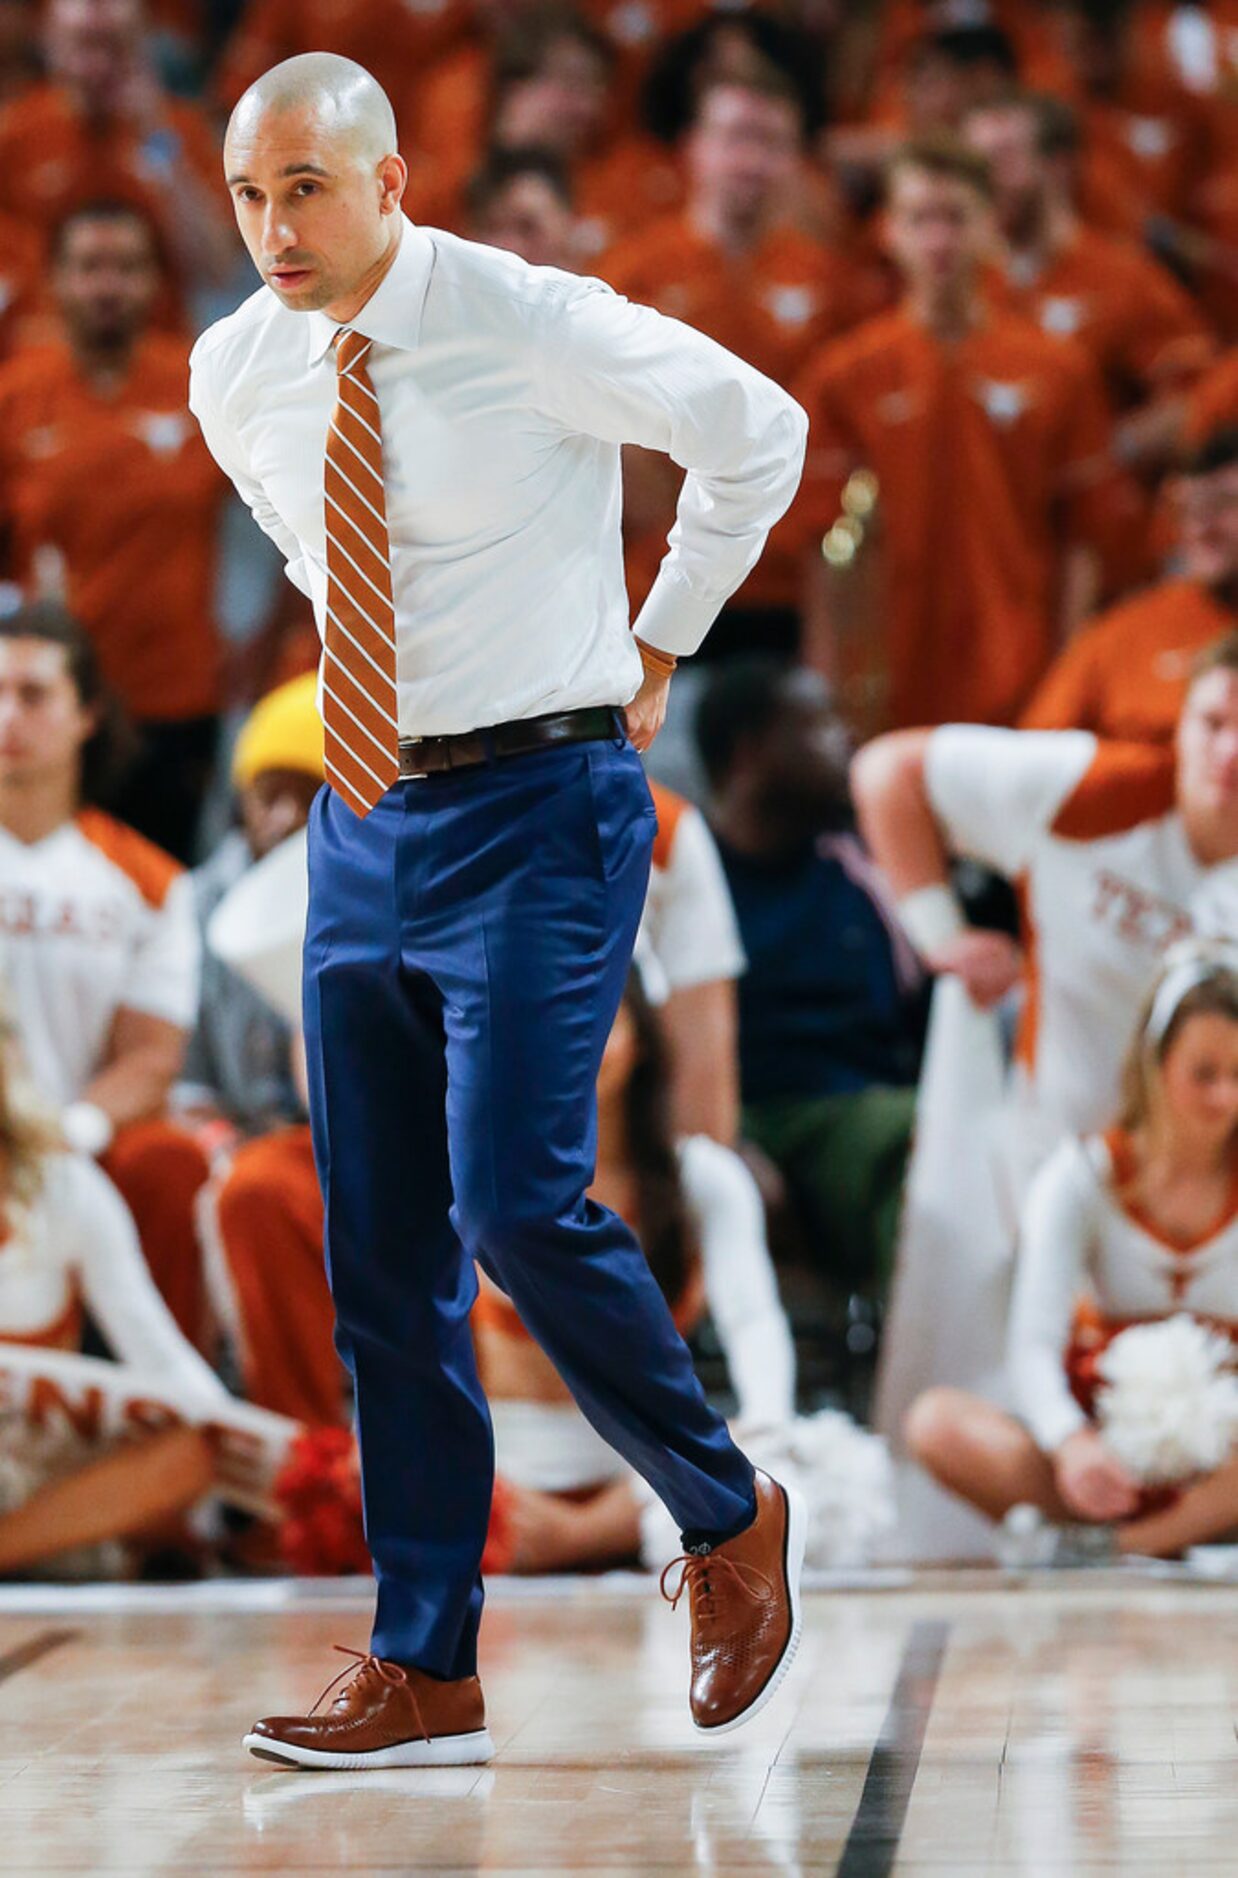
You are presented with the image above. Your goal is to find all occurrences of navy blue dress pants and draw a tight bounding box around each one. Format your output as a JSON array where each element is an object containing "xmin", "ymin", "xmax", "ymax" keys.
[{"xmin": 302, "ymin": 728, "xmax": 756, "ymax": 1678}]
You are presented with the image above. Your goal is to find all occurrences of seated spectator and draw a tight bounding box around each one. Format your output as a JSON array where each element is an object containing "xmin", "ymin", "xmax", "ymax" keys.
[
  {"xmin": 0, "ymin": 603, "xmax": 205, "ymax": 1339},
  {"xmin": 473, "ymin": 969, "xmax": 794, "ymax": 1571},
  {"xmin": 641, "ymin": 778, "xmax": 745, "ymax": 1144},
  {"xmin": 963, "ymin": 91, "xmax": 1214, "ymax": 418},
  {"xmin": 905, "ymin": 950, "xmax": 1238, "ymax": 1560},
  {"xmin": 0, "ymin": 199, "xmax": 227, "ymax": 862},
  {"xmin": 0, "ymin": 1029, "xmax": 229, "ymax": 1578},
  {"xmin": 696, "ymin": 659, "xmax": 926, "ymax": 1297},
  {"xmin": 1023, "ymin": 426, "xmax": 1238, "ymax": 744},
  {"xmin": 465, "ymin": 147, "xmax": 579, "ymax": 270},
  {"xmin": 788, "ymin": 137, "xmax": 1135, "ymax": 734},
  {"xmin": 0, "ymin": 0, "xmax": 236, "ymax": 326},
  {"xmin": 852, "ymin": 633, "xmax": 1238, "ymax": 1200}
]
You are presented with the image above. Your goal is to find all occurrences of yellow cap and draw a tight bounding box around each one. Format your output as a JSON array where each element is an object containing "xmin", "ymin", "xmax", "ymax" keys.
[{"xmin": 232, "ymin": 672, "xmax": 324, "ymax": 789}]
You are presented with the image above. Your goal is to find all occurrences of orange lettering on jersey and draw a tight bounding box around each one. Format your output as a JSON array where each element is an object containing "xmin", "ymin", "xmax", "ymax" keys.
[
  {"xmin": 27, "ymin": 1375, "xmax": 104, "ymax": 1439},
  {"xmin": 50, "ymin": 898, "xmax": 86, "ymax": 938},
  {"xmin": 1091, "ymin": 868, "xmax": 1195, "ymax": 952}
]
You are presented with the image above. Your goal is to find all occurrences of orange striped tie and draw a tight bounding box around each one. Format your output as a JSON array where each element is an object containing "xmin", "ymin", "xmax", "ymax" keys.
[{"xmin": 322, "ymin": 327, "xmax": 400, "ymax": 816}]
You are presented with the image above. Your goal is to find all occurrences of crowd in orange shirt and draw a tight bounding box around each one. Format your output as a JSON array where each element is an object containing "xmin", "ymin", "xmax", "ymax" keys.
[
  {"xmin": 0, "ymin": 0, "xmax": 1230, "ymax": 824},
  {"xmin": 0, "ymin": 0, "xmax": 1236, "ymax": 1580}
]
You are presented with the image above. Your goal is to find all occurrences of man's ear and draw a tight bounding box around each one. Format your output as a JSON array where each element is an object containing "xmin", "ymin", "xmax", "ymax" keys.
[{"xmin": 379, "ymin": 152, "xmax": 408, "ymax": 214}]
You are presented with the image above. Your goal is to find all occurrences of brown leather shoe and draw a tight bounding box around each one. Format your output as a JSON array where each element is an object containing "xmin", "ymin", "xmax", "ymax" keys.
[
  {"xmin": 661, "ymin": 1469, "xmax": 806, "ymax": 1734},
  {"xmin": 243, "ymin": 1647, "xmax": 494, "ymax": 1769}
]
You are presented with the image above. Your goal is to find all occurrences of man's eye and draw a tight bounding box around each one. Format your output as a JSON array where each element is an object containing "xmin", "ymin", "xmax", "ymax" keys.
[{"xmin": 294, "ymin": 182, "xmax": 318, "ymax": 197}]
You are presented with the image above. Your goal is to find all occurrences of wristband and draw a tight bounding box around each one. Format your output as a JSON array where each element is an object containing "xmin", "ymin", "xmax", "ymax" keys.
[
  {"xmin": 635, "ymin": 637, "xmax": 677, "ymax": 681},
  {"xmin": 62, "ymin": 1101, "xmax": 116, "ymax": 1158},
  {"xmin": 897, "ymin": 883, "xmax": 967, "ymax": 957}
]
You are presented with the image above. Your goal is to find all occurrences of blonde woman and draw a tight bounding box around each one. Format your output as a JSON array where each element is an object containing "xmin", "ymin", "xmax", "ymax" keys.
[
  {"xmin": 906, "ymin": 949, "xmax": 1238, "ymax": 1559},
  {"xmin": 0, "ymin": 1023, "xmax": 259, "ymax": 1576}
]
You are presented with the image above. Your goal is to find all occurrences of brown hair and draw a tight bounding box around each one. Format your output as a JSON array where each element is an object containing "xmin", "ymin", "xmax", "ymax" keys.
[
  {"xmin": 885, "ymin": 135, "xmax": 994, "ymax": 204},
  {"xmin": 0, "ymin": 601, "xmax": 136, "ymax": 807},
  {"xmin": 1118, "ymin": 960, "xmax": 1238, "ymax": 1135},
  {"xmin": 692, "ymin": 62, "xmax": 807, "ymax": 132}
]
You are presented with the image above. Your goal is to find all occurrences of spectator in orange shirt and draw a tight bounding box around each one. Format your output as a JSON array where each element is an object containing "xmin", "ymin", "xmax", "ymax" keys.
[
  {"xmin": 963, "ymin": 91, "xmax": 1214, "ymax": 418},
  {"xmin": 0, "ymin": 201, "xmax": 227, "ymax": 861},
  {"xmin": 466, "ymin": 147, "xmax": 580, "ymax": 271},
  {"xmin": 0, "ymin": 0, "xmax": 235, "ymax": 327},
  {"xmin": 1022, "ymin": 425, "xmax": 1238, "ymax": 744},
  {"xmin": 488, "ymin": 10, "xmax": 682, "ymax": 263},
  {"xmin": 789, "ymin": 138, "xmax": 1133, "ymax": 734}
]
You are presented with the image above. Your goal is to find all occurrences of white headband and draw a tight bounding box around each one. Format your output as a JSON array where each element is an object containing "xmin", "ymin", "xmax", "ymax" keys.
[{"xmin": 1145, "ymin": 955, "xmax": 1234, "ymax": 1050}]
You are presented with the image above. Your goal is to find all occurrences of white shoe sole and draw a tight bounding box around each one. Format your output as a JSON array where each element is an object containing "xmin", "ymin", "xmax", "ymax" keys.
[
  {"xmin": 693, "ymin": 1479, "xmax": 807, "ymax": 1737},
  {"xmin": 242, "ymin": 1727, "xmax": 495, "ymax": 1770}
]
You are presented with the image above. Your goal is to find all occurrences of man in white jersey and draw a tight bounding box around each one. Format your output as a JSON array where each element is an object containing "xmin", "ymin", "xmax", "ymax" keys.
[
  {"xmin": 0, "ymin": 604, "xmax": 201, "ymax": 1325},
  {"xmin": 853, "ymin": 633, "xmax": 1238, "ymax": 1163}
]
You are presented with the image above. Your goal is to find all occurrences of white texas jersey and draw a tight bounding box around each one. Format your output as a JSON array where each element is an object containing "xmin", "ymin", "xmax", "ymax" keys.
[
  {"xmin": 926, "ymin": 727, "xmax": 1238, "ymax": 1138},
  {"xmin": 0, "ymin": 811, "xmax": 199, "ymax": 1107}
]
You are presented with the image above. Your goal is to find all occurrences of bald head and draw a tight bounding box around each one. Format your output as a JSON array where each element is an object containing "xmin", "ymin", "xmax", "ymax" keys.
[
  {"xmin": 224, "ymin": 54, "xmax": 407, "ymax": 320},
  {"xmin": 228, "ymin": 53, "xmax": 398, "ymax": 168}
]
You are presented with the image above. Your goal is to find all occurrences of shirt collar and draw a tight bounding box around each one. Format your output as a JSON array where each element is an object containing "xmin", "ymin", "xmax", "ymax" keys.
[{"xmin": 304, "ymin": 217, "xmax": 434, "ymax": 367}]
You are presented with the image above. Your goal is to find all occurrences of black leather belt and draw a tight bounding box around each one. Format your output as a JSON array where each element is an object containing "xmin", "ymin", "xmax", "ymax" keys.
[{"xmin": 398, "ymin": 706, "xmax": 623, "ymax": 778}]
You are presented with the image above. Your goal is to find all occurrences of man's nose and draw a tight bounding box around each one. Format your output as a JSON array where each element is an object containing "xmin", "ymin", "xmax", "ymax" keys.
[{"xmin": 263, "ymin": 207, "xmax": 298, "ymax": 255}]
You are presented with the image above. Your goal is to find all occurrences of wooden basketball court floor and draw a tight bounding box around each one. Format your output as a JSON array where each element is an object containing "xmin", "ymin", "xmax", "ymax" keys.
[{"xmin": 0, "ymin": 1569, "xmax": 1234, "ymax": 1877}]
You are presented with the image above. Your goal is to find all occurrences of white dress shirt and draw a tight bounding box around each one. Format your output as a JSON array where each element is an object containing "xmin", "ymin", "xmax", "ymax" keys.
[{"xmin": 189, "ymin": 219, "xmax": 807, "ymax": 738}]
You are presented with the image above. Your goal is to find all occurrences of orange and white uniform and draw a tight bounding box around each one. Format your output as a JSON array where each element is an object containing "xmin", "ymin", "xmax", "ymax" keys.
[
  {"xmin": 0, "ymin": 811, "xmax": 202, "ymax": 1340},
  {"xmin": 0, "ymin": 811, "xmax": 197, "ymax": 1109},
  {"xmin": 1020, "ymin": 579, "xmax": 1236, "ymax": 745},
  {"xmin": 924, "ymin": 727, "xmax": 1238, "ymax": 1146},
  {"xmin": 640, "ymin": 780, "xmax": 744, "ymax": 993},
  {"xmin": 1009, "ymin": 1129, "xmax": 1238, "ymax": 1452}
]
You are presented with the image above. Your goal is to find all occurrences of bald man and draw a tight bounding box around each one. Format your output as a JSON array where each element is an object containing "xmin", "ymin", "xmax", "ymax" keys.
[{"xmin": 189, "ymin": 55, "xmax": 808, "ymax": 1769}]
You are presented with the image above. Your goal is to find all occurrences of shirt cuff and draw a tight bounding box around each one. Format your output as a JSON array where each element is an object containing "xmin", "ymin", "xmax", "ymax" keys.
[{"xmin": 631, "ymin": 569, "xmax": 725, "ymax": 660}]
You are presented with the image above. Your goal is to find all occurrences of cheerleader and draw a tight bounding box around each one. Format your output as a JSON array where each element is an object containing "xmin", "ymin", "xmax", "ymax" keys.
[
  {"xmin": 905, "ymin": 949, "xmax": 1238, "ymax": 1558},
  {"xmin": 0, "ymin": 1021, "xmax": 293, "ymax": 1575}
]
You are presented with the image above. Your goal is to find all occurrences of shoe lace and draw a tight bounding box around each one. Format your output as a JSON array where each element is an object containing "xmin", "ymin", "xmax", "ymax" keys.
[
  {"xmin": 309, "ymin": 1646, "xmax": 430, "ymax": 1740},
  {"xmin": 659, "ymin": 1551, "xmax": 772, "ymax": 1625}
]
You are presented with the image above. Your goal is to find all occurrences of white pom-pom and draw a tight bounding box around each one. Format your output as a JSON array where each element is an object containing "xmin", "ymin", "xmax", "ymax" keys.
[
  {"xmin": 639, "ymin": 1411, "xmax": 897, "ymax": 1572},
  {"xmin": 1095, "ymin": 1315, "xmax": 1238, "ymax": 1486}
]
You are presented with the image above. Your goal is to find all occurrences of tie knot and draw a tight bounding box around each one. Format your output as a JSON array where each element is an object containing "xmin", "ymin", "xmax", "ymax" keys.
[{"xmin": 335, "ymin": 328, "xmax": 372, "ymax": 377}]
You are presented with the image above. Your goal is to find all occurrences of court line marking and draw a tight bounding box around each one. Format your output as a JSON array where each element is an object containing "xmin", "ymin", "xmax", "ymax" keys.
[
  {"xmin": 836, "ymin": 1617, "xmax": 950, "ymax": 1878},
  {"xmin": 0, "ymin": 1629, "xmax": 78, "ymax": 1686}
]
